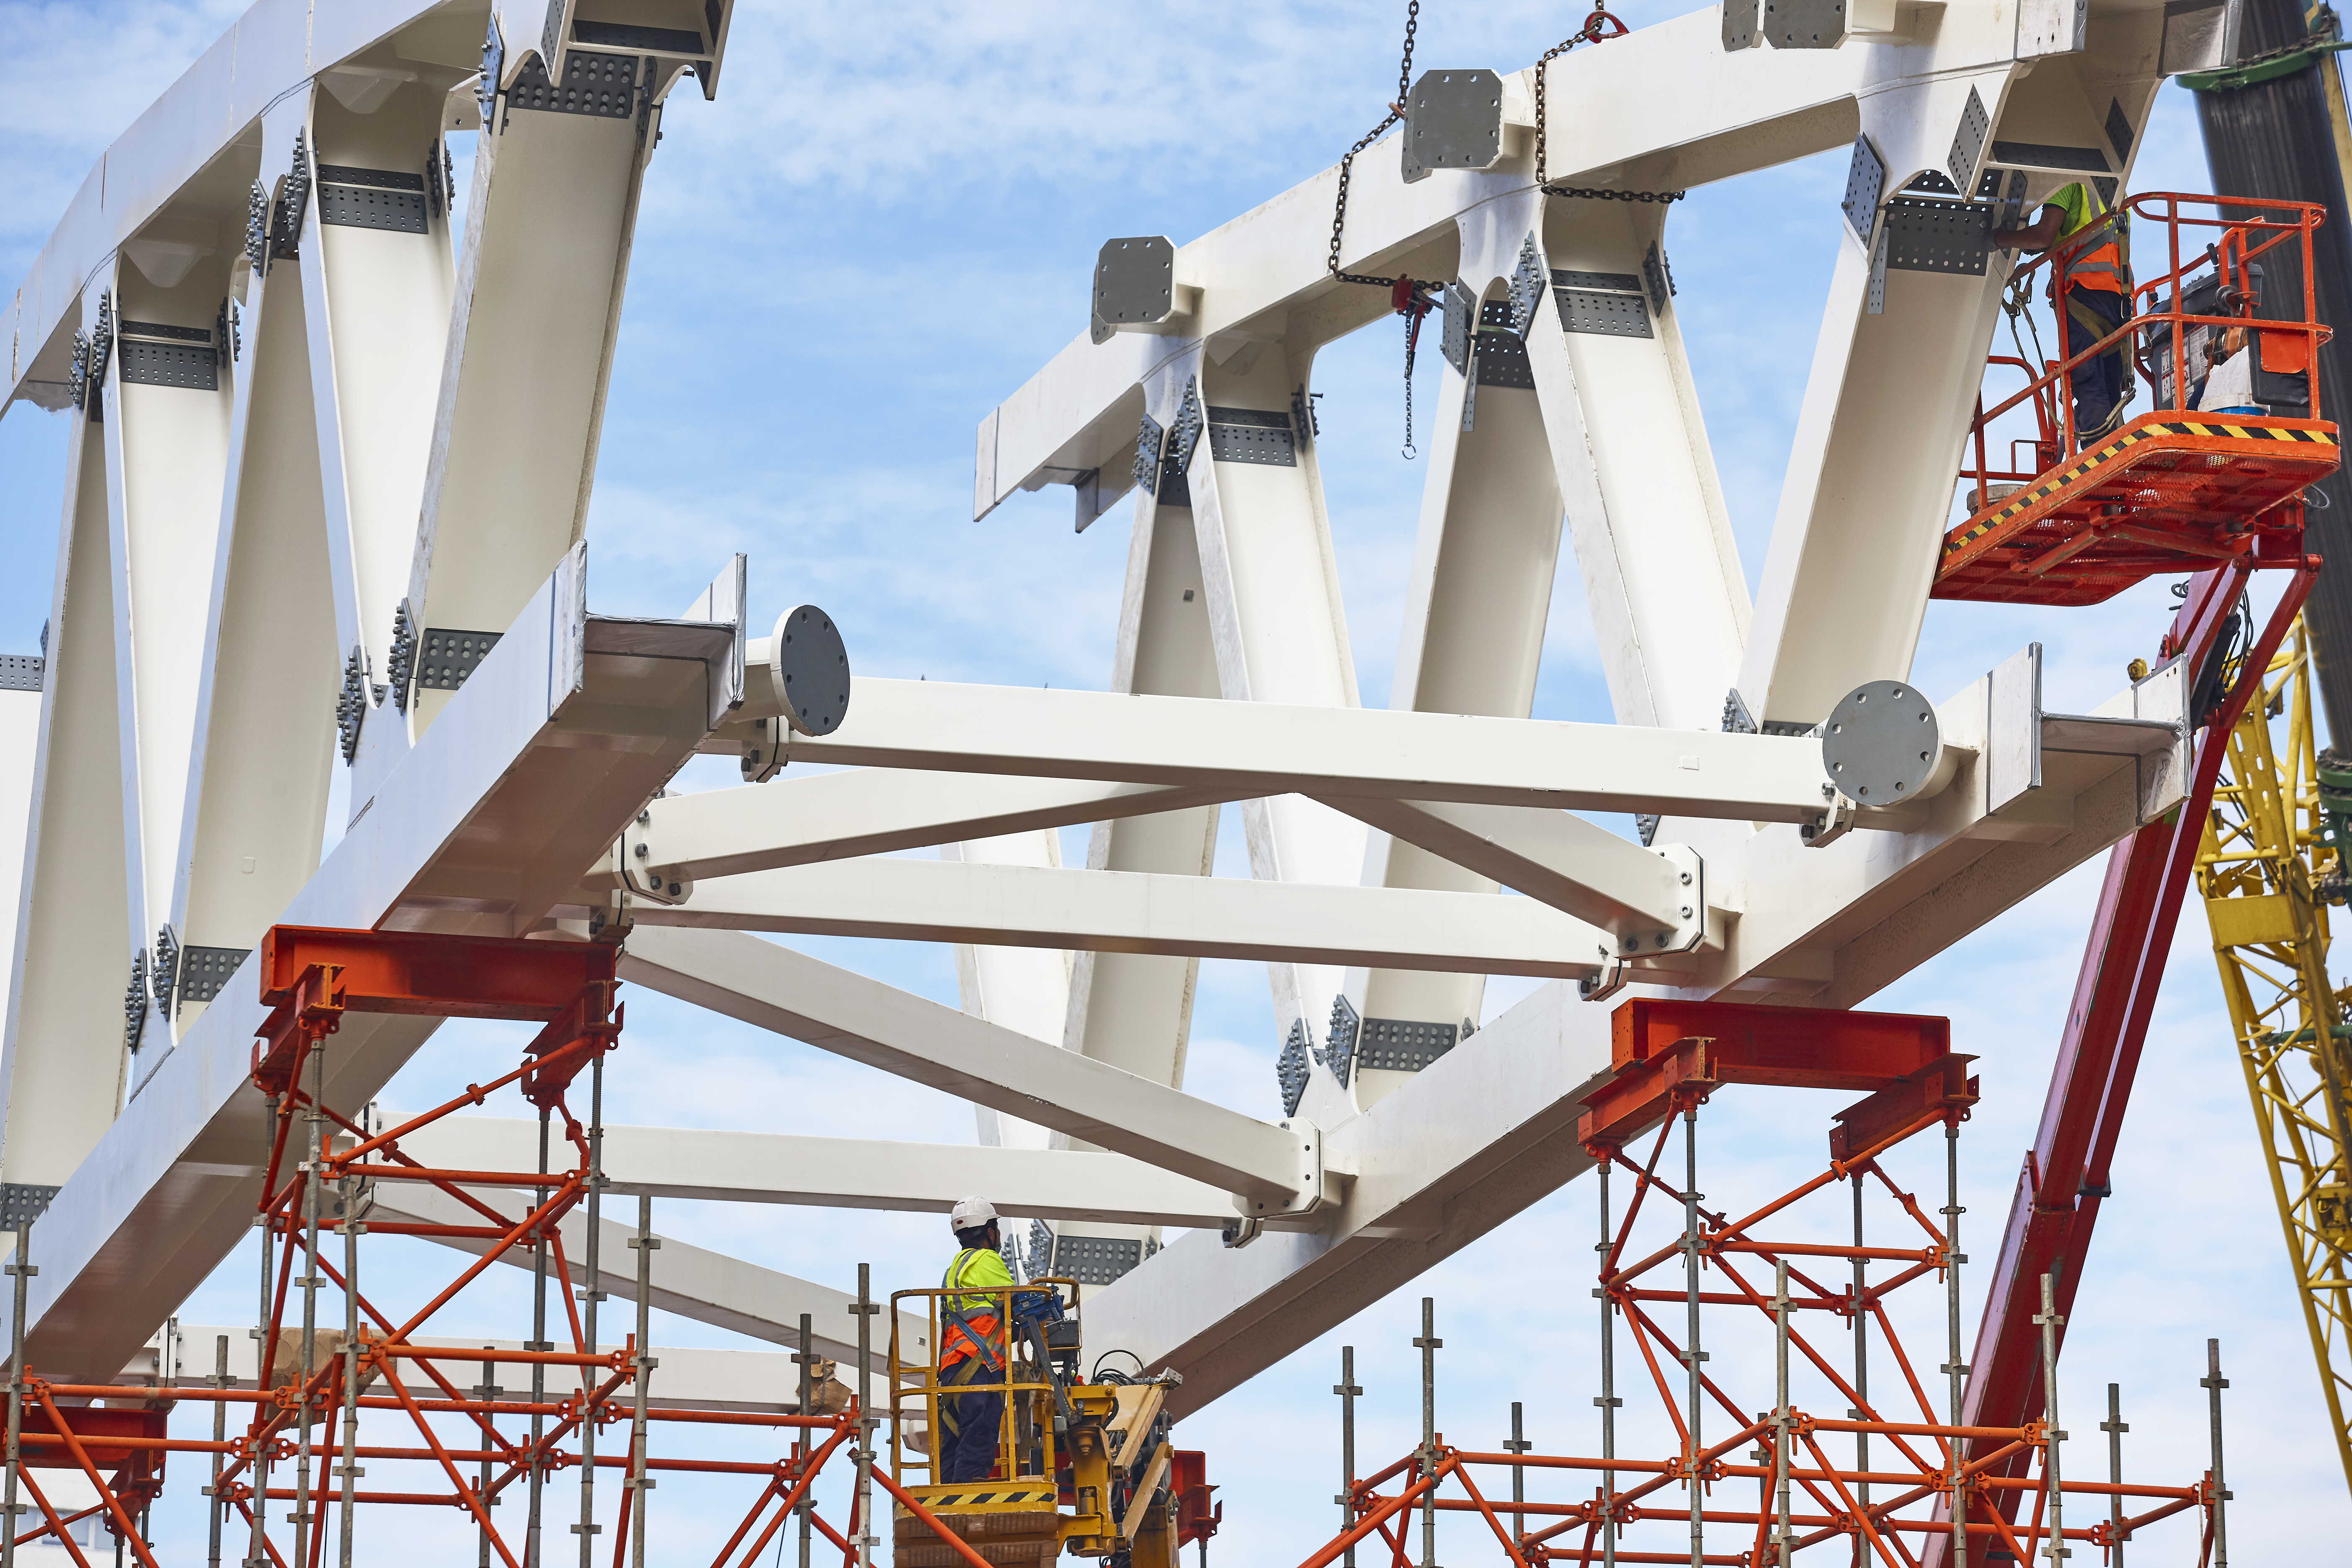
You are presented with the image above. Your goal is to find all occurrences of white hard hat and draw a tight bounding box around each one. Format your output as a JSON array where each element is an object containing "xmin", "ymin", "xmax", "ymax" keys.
[{"xmin": 949, "ymin": 1197, "xmax": 998, "ymax": 1232}]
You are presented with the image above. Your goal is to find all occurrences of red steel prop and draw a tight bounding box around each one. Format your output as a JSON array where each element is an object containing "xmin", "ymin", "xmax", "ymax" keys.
[
  {"xmin": 1292, "ymin": 1010, "xmax": 2220, "ymax": 1566},
  {"xmin": 0, "ymin": 926, "xmax": 977, "ymax": 1568}
]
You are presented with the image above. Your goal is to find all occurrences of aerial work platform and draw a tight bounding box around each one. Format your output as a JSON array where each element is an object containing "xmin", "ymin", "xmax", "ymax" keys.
[
  {"xmin": 1937, "ymin": 192, "xmax": 2336, "ymax": 607},
  {"xmin": 1934, "ymin": 413, "xmax": 2333, "ymax": 606}
]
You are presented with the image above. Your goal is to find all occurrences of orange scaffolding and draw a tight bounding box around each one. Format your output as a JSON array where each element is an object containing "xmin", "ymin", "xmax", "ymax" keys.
[
  {"xmin": 1297, "ymin": 1002, "xmax": 2227, "ymax": 1568},
  {"xmin": 0, "ymin": 925, "xmax": 1012, "ymax": 1568},
  {"xmin": 1937, "ymin": 191, "xmax": 2336, "ymax": 606}
]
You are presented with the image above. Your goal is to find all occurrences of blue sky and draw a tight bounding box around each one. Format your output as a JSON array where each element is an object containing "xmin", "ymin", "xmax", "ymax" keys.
[{"xmin": 2, "ymin": 1, "xmax": 2347, "ymax": 1560}]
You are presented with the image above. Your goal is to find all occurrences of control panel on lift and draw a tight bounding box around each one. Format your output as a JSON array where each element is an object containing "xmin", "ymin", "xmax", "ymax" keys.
[{"xmin": 888, "ymin": 1279, "xmax": 1220, "ymax": 1568}]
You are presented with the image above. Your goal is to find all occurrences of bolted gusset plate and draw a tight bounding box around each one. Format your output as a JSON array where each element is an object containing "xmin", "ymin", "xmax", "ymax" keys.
[
  {"xmin": 1404, "ymin": 69, "xmax": 1505, "ymax": 172},
  {"xmin": 1933, "ymin": 416, "xmax": 2337, "ymax": 606}
]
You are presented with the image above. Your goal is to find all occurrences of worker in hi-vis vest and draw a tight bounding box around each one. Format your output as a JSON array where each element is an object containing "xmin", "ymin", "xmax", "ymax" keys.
[
  {"xmin": 936, "ymin": 1197, "xmax": 1014, "ymax": 1483},
  {"xmin": 1993, "ymin": 180, "xmax": 2133, "ymax": 440}
]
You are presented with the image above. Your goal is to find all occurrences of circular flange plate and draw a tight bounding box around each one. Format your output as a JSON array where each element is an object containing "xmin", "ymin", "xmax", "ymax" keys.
[
  {"xmin": 771, "ymin": 605, "xmax": 850, "ymax": 736},
  {"xmin": 1821, "ymin": 679, "xmax": 1943, "ymax": 804}
]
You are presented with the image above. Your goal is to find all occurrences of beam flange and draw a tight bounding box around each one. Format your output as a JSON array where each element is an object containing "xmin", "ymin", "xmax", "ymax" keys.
[
  {"xmin": 616, "ymin": 926, "xmax": 1334, "ymax": 1215},
  {"xmin": 401, "ymin": 1117, "xmax": 1239, "ymax": 1228},
  {"xmin": 611, "ymin": 856, "xmax": 1615, "ymax": 979},
  {"xmin": 738, "ymin": 675, "xmax": 1831, "ymax": 823}
]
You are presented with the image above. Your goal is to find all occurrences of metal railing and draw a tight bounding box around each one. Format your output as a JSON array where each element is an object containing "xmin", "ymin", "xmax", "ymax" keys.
[
  {"xmin": 1959, "ymin": 190, "xmax": 2330, "ymax": 515},
  {"xmin": 887, "ymin": 1280, "xmax": 1082, "ymax": 1491}
]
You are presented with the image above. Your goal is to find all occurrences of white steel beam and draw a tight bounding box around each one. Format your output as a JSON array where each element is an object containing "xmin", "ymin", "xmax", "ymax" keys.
[
  {"xmin": 946, "ymin": 829, "xmax": 1075, "ymax": 1155},
  {"xmin": 975, "ymin": 9, "xmax": 2032, "ymax": 519},
  {"xmin": 102, "ymin": 226, "xmax": 238, "ymax": 1046},
  {"xmin": 0, "ymin": 293, "xmax": 134, "ymax": 1190},
  {"xmin": 1036, "ymin": 445, "xmax": 1230, "ymax": 1266},
  {"xmin": 2, "ymin": 551, "xmax": 730, "ymax": 1382},
  {"xmin": 149, "ymin": 1328, "xmax": 822, "ymax": 1417},
  {"xmin": 615, "ymin": 856, "xmax": 1615, "ymax": 980},
  {"xmin": 168, "ymin": 144, "xmax": 341, "ymax": 1036},
  {"xmin": 402, "ymin": 1118, "xmax": 1238, "ymax": 1229},
  {"xmin": 304, "ymin": 72, "xmax": 466, "ymax": 803},
  {"xmin": 1086, "ymin": 975, "xmax": 1616, "ymax": 1414},
  {"xmin": 591, "ymin": 771, "xmax": 1235, "ymax": 891},
  {"xmin": 760, "ymin": 675, "xmax": 1831, "ymax": 823},
  {"xmin": 1738, "ymin": 20, "xmax": 2166, "ymax": 726},
  {"xmin": 407, "ymin": 43, "xmax": 680, "ymax": 735},
  {"xmin": 616, "ymin": 926, "xmax": 1330, "ymax": 1212},
  {"xmin": 1181, "ymin": 345, "xmax": 1368, "ymax": 1117},
  {"xmin": 370, "ymin": 1180, "xmax": 929, "ymax": 1376},
  {"xmin": 0, "ymin": 686, "xmax": 34, "ymax": 1068},
  {"xmin": 1329, "ymin": 799, "xmax": 1696, "ymax": 945},
  {"xmin": 2, "ymin": 0, "xmax": 460, "ymax": 401},
  {"xmin": 1527, "ymin": 195, "xmax": 1748, "ymax": 733}
]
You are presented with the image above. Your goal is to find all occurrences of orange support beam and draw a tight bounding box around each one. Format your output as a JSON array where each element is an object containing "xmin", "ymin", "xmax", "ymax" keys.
[{"xmin": 1578, "ymin": 1000, "xmax": 1966, "ymax": 1150}]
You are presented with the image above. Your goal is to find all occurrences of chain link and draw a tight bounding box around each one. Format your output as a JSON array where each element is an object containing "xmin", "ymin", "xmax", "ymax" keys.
[
  {"xmin": 1540, "ymin": 185, "xmax": 1687, "ymax": 203},
  {"xmin": 1328, "ymin": 0, "xmax": 1419, "ymax": 287},
  {"xmin": 1533, "ymin": 8, "xmax": 1629, "ymax": 188}
]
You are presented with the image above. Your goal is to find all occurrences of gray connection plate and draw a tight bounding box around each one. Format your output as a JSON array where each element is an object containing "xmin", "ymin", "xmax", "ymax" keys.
[
  {"xmin": 1356, "ymin": 1017, "xmax": 1460, "ymax": 1073},
  {"xmin": 0, "ymin": 655, "xmax": 44, "ymax": 692},
  {"xmin": 417, "ymin": 629, "xmax": 503, "ymax": 690},
  {"xmin": 1052, "ymin": 1234, "xmax": 1144, "ymax": 1286},
  {"xmin": 318, "ymin": 166, "xmax": 429, "ymax": 233},
  {"xmin": 1205, "ymin": 407, "xmax": 1297, "ymax": 467},
  {"xmin": 509, "ymin": 51, "xmax": 637, "ymax": 117},
  {"xmin": 1406, "ymin": 68, "xmax": 1504, "ymax": 171},
  {"xmin": 119, "ymin": 339, "xmax": 219, "ymax": 391},
  {"xmin": 1883, "ymin": 198, "xmax": 1994, "ymax": 276},
  {"xmin": 175, "ymin": 946, "xmax": 248, "ymax": 1006},
  {"xmin": 1553, "ymin": 285, "xmax": 1651, "ymax": 339}
]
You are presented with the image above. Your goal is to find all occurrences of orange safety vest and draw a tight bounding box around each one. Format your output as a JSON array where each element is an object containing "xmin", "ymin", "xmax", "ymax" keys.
[
  {"xmin": 939, "ymin": 1247, "xmax": 1008, "ymax": 1369},
  {"xmin": 2049, "ymin": 182, "xmax": 2128, "ymax": 297}
]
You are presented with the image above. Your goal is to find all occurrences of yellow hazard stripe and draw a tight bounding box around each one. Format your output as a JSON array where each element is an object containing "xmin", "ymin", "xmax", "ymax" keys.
[{"xmin": 1942, "ymin": 421, "xmax": 2338, "ymax": 560}]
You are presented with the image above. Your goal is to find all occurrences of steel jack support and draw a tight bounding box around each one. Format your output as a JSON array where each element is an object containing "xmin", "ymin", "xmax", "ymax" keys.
[
  {"xmin": 1334, "ymin": 1346, "xmax": 1361, "ymax": 1568},
  {"xmin": 2100, "ymin": 1384, "xmax": 2126, "ymax": 1568},
  {"xmin": 2035, "ymin": 1274, "xmax": 2067, "ymax": 1563},
  {"xmin": 2201, "ymin": 1339, "xmax": 2229, "ymax": 1568},
  {"xmin": 208, "ymin": 1333, "xmax": 228, "ymax": 1568},
  {"xmin": 1414, "ymin": 1302, "xmax": 1440, "ymax": 1568},
  {"xmin": 1682, "ymin": 1107, "xmax": 1705, "ymax": 1568},
  {"xmin": 577, "ymin": 1052, "xmax": 606, "ymax": 1567},
  {"xmin": 627, "ymin": 1197, "xmax": 657, "ymax": 1568},
  {"xmin": 3, "ymin": 1222, "xmax": 32, "ymax": 1568},
  {"xmin": 1596, "ymin": 1155, "xmax": 1619, "ymax": 1568},
  {"xmin": 850, "ymin": 1263, "xmax": 880, "ymax": 1568},
  {"xmin": 1943, "ymin": 1124, "xmax": 1967, "ymax": 1566}
]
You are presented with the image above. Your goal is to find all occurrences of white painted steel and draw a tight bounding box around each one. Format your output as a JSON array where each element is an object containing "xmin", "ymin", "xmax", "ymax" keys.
[
  {"xmin": 617, "ymin": 925, "xmax": 1334, "ymax": 1214},
  {"xmin": 370, "ymin": 1180, "xmax": 928, "ymax": 1377},
  {"xmin": 146, "ymin": 1328, "xmax": 833, "ymax": 1416},
  {"xmin": 582, "ymin": 770, "xmax": 1239, "ymax": 890},
  {"xmin": 403, "ymin": 1118, "xmax": 1239, "ymax": 1229},
  {"xmin": 617, "ymin": 856, "xmax": 1618, "ymax": 980},
  {"xmin": 771, "ymin": 676, "xmax": 1834, "ymax": 821},
  {"xmin": 0, "ymin": 0, "xmax": 2187, "ymax": 1447}
]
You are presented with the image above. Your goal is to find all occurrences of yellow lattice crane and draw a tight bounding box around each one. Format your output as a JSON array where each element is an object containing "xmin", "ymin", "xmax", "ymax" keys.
[{"xmin": 2196, "ymin": 615, "xmax": 2352, "ymax": 1493}]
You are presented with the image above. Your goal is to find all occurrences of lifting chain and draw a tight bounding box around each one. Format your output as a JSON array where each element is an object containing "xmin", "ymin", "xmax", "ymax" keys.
[
  {"xmin": 1532, "ymin": 11, "xmax": 1684, "ymax": 202},
  {"xmin": 1532, "ymin": 7, "xmax": 1628, "ymax": 189},
  {"xmin": 1326, "ymin": 0, "xmax": 1419, "ymax": 289}
]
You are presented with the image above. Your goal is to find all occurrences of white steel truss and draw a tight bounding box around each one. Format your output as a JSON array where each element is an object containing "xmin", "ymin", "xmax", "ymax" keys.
[{"xmin": 0, "ymin": 0, "xmax": 2196, "ymax": 1428}]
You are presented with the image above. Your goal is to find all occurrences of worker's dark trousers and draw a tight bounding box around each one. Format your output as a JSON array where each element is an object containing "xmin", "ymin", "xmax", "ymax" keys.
[
  {"xmin": 2064, "ymin": 286, "xmax": 2128, "ymax": 434},
  {"xmin": 939, "ymin": 1360, "xmax": 1006, "ymax": 1483}
]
